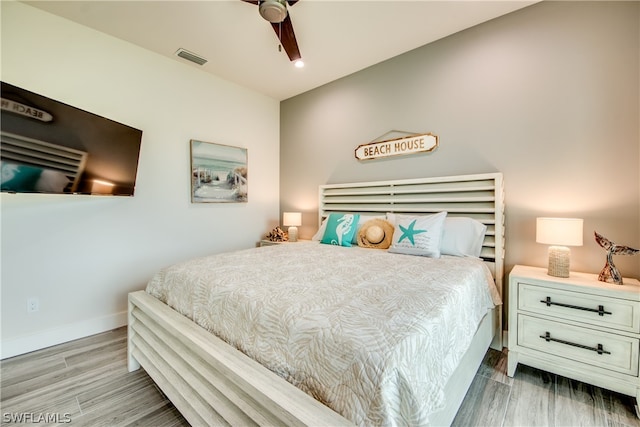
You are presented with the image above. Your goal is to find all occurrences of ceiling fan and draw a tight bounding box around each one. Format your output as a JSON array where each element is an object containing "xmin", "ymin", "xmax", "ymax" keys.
[{"xmin": 241, "ymin": 0, "xmax": 302, "ymax": 63}]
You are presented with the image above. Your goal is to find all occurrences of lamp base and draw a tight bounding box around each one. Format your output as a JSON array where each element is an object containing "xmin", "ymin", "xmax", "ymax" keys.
[
  {"xmin": 288, "ymin": 226, "xmax": 298, "ymax": 242},
  {"xmin": 547, "ymin": 245, "xmax": 570, "ymax": 278}
]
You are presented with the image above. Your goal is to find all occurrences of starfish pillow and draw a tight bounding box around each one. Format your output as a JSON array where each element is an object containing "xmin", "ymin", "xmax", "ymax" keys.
[{"xmin": 388, "ymin": 211, "xmax": 447, "ymax": 258}]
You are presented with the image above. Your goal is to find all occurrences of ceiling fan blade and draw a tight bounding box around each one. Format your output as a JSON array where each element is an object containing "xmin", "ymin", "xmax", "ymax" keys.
[
  {"xmin": 271, "ymin": 14, "xmax": 301, "ymax": 61},
  {"xmin": 240, "ymin": 0, "xmax": 260, "ymax": 4},
  {"xmin": 286, "ymin": 0, "xmax": 299, "ymax": 5}
]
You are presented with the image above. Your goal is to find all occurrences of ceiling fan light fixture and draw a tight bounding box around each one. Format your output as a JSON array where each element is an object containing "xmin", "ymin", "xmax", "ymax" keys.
[
  {"xmin": 294, "ymin": 59, "xmax": 304, "ymax": 68},
  {"xmin": 259, "ymin": 0, "xmax": 288, "ymax": 23}
]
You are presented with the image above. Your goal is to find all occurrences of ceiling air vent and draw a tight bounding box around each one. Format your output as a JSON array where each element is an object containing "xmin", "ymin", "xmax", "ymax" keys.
[{"xmin": 175, "ymin": 48, "xmax": 208, "ymax": 66}]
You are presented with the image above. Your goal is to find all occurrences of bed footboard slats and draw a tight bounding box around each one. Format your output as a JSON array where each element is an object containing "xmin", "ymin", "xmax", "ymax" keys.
[
  {"xmin": 131, "ymin": 343, "xmax": 221, "ymax": 427},
  {"xmin": 131, "ymin": 316, "xmax": 258, "ymax": 426},
  {"xmin": 128, "ymin": 291, "xmax": 354, "ymax": 427}
]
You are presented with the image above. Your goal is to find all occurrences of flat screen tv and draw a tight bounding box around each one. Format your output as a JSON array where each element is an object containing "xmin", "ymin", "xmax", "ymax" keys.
[{"xmin": 1, "ymin": 81, "xmax": 143, "ymax": 196}]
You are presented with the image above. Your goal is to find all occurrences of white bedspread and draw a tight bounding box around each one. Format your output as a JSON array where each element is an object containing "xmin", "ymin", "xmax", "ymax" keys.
[{"xmin": 146, "ymin": 242, "xmax": 501, "ymax": 426}]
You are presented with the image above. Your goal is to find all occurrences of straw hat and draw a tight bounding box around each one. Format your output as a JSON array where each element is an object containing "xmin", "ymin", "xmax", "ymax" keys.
[{"xmin": 357, "ymin": 218, "xmax": 395, "ymax": 249}]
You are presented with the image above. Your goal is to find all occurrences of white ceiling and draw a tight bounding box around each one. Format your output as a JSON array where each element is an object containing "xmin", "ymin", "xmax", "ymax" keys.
[{"xmin": 24, "ymin": 0, "xmax": 537, "ymax": 101}]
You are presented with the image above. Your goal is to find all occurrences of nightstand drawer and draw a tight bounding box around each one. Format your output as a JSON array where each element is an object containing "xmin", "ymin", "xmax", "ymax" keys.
[
  {"xmin": 518, "ymin": 314, "xmax": 639, "ymax": 376},
  {"xmin": 518, "ymin": 283, "xmax": 639, "ymax": 333}
]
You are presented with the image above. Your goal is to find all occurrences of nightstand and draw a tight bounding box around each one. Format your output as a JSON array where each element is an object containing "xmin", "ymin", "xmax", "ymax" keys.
[
  {"xmin": 508, "ymin": 265, "xmax": 640, "ymax": 415},
  {"xmin": 259, "ymin": 239, "xmax": 309, "ymax": 247},
  {"xmin": 259, "ymin": 239, "xmax": 285, "ymax": 247}
]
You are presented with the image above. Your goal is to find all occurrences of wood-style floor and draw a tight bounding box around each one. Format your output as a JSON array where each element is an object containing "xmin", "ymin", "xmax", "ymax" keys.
[{"xmin": 1, "ymin": 327, "xmax": 638, "ymax": 426}]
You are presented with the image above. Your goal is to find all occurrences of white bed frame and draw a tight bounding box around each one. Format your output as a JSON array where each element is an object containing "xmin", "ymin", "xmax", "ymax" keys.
[{"xmin": 128, "ymin": 172, "xmax": 505, "ymax": 426}]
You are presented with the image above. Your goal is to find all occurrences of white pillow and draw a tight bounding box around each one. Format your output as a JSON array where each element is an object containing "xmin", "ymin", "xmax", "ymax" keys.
[
  {"xmin": 311, "ymin": 217, "xmax": 328, "ymax": 241},
  {"xmin": 388, "ymin": 211, "xmax": 447, "ymax": 258},
  {"xmin": 312, "ymin": 214, "xmax": 385, "ymax": 243},
  {"xmin": 441, "ymin": 217, "xmax": 487, "ymax": 258}
]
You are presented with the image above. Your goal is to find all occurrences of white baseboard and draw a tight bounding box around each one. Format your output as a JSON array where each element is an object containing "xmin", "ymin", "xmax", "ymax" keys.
[{"xmin": 1, "ymin": 311, "xmax": 127, "ymax": 360}]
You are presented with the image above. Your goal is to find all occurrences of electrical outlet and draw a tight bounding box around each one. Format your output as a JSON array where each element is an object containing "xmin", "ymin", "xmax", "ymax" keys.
[{"xmin": 27, "ymin": 297, "xmax": 39, "ymax": 313}]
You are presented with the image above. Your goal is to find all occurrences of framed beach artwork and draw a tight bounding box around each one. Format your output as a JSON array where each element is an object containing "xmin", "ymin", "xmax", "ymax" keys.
[{"xmin": 190, "ymin": 140, "xmax": 248, "ymax": 203}]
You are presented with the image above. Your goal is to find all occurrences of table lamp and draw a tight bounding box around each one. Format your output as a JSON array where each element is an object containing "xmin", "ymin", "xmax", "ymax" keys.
[
  {"xmin": 283, "ymin": 212, "xmax": 302, "ymax": 242},
  {"xmin": 536, "ymin": 217, "xmax": 583, "ymax": 278}
]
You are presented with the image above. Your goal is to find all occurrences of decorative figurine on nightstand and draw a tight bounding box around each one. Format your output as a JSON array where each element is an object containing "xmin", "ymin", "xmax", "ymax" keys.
[
  {"xmin": 266, "ymin": 226, "xmax": 288, "ymax": 242},
  {"xmin": 594, "ymin": 231, "xmax": 639, "ymax": 285}
]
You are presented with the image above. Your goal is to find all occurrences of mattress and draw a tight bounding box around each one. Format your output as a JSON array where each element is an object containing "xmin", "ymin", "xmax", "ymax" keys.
[{"xmin": 146, "ymin": 241, "xmax": 501, "ymax": 425}]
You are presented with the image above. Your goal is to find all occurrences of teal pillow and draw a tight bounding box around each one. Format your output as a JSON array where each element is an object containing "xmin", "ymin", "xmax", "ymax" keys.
[{"xmin": 321, "ymin": 213, "xmax": 360, "ymax": 247}]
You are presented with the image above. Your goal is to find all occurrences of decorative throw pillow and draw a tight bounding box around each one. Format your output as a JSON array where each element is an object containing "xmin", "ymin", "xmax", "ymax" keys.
[
  {"xmin": 441, "ymin": 217, "xmax": 487, "ymax": 258},
  {"xmin": 312, "ymin": 214, "xmax": 386, "ymax": 243},
  {"xmin": 320, "ymin": 213, "xmax": 360, "ymax": 247},
  {"xmin": 388, "ymin": 211, "xmax": 447, "ymax": 257}
]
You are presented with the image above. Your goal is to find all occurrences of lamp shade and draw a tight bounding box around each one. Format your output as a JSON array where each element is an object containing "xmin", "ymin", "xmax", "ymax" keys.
[
  {"xmin": 283, "ymin": 212, "xmax": 302, "ymax": 227},
  {"xmin": 536, "ymin": 217, "xmax": 583, "ymax": 246}
]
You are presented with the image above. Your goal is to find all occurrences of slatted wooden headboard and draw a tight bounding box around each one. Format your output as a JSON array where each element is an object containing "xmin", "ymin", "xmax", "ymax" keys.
[{"xmin": 319, "ymin": 173, "xmax": 505, "ymax": 290}]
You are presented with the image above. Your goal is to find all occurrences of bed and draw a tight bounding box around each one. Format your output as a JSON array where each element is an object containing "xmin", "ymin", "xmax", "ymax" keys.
[{"xmin": 127, "ymin": 172, "xmax": 505, "ymax": 426}]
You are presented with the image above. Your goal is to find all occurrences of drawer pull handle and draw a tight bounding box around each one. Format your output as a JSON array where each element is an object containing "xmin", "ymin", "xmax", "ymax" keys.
[
  {"xmin": 540, "ymin": 297, "xmax": 612, "ymax": 316},
  {"xmin": 539, "ymin": 332, "xmax": 611, "ymax": 355}
]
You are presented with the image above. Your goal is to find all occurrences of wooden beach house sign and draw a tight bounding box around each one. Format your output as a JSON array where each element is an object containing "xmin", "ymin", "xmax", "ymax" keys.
[
  {"xmin": 354, "ymin": 132, "xmax": 438, "ymax": 161},
  {"xmin": 1, "ymin": 98, "xmax": 53, "ymax": 122}
]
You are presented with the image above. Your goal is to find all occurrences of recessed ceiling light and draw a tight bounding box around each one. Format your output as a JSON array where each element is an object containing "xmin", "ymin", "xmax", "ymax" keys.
[{"xmin": 294, "ymin": 59, "xmax": 304, "ymax": 68}]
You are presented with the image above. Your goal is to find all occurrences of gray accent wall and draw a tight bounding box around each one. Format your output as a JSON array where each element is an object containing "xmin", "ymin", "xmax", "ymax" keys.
[{"xmin": 281, "ymin": 1, "xmax": 640, "ymax": 281}]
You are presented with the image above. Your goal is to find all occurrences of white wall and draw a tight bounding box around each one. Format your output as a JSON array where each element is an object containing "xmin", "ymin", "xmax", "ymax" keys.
[
  {"xmin": 280, "ymin": 1, "xmax": 639, "ymax": 283},
  {"xmin": 1, "ymin": 2, "xmax": 280, "ymax": 358}
]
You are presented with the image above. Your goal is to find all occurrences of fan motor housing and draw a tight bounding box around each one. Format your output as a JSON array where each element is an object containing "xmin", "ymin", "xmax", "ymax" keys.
[{"xmin": 259, "ymin": 0, "xmax": 288, "ymax": 23}]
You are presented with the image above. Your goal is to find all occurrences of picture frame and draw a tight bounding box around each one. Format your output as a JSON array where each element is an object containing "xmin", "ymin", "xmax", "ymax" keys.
[{"xmin": 190, "ymin": 139, "xmax": 248, "ymax": 203}]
